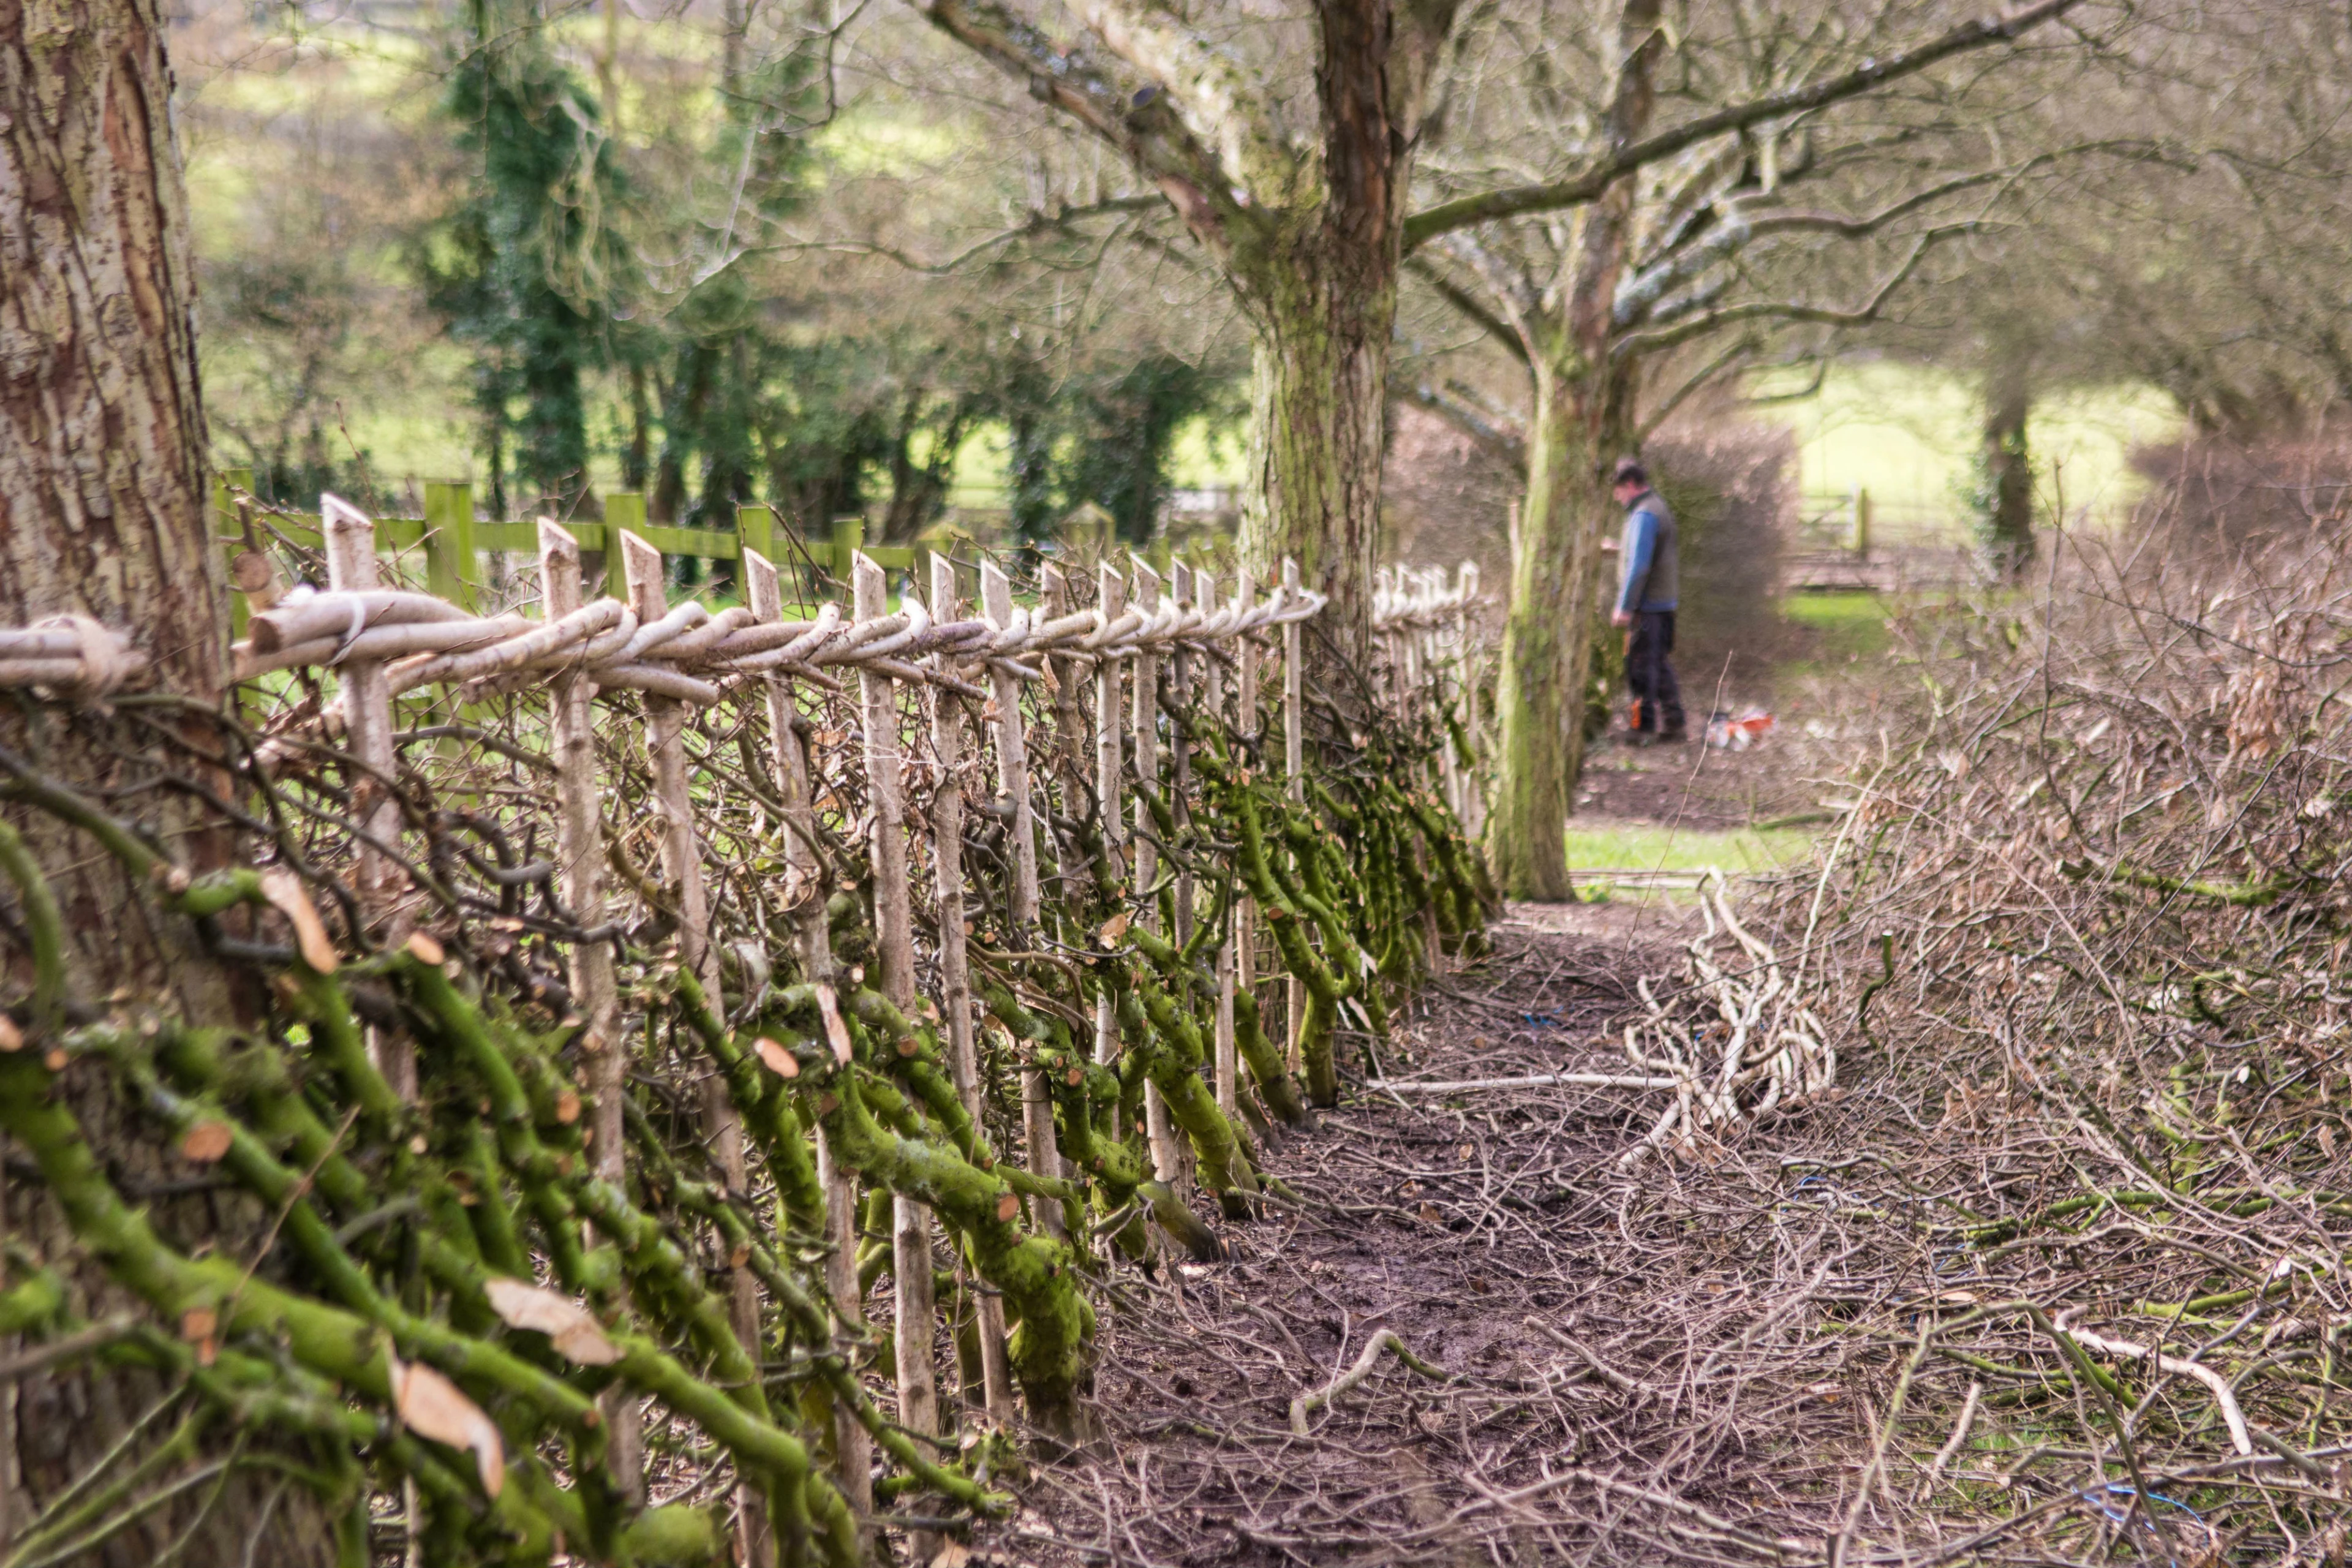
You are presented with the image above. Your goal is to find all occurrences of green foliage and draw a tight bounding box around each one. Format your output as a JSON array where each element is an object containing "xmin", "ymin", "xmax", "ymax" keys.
[
  {"xmin": 1060, "ymin": 355, "xmax": 1231, "ymax": 544},
  {"xmin": 641, "ymin": 36, "xmax": 823, "ymax": 533},
  {"xmin": 417, "ymin": 1, "xmax": 625, "ymax": 516}
]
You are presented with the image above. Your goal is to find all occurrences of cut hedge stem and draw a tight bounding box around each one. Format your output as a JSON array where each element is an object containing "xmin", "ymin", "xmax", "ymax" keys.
[{"xmin": 1288, "ymin": 1330, "xmax": 1455, "ymax": 1435}]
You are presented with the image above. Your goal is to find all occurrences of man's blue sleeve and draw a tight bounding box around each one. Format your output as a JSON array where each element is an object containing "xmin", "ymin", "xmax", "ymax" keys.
[{"xmin": 1617, "ymin": 508, "xmax": 1656, "ymax": 614}]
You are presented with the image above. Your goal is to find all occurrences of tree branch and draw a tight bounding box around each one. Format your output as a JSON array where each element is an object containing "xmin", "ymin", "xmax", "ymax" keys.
[
  {"xmin": 913, "ymin": 0, "xmax": 1252, "ymax": 255},
  {"xmin": 1611, "ymin": 221, "xmax": 1973, "ymax": 359},
  {"xmin": 1061, "ymin": 0, "xmax": 1302, "ymax": 204},
  {"xmin": 1743, "ymin": 354, "xmax": 1831, "ymax": 408},
  {"xmin": 1619, "ymin": 162, "xmax": 2025, "ymax": 327},
  {"xmin": 1398, "ymin": 380, "xmax": 1529, "ymax": 473},
  {"xmin": 1401, "ymin": 0, "xmax": 2085, "ymax": 252},
  {"xmin": 1404, "ymin": 255, "xmax": 1532, "ymax": 368},
  {"xmin": 802, "ymin": 196, "xmax": 1166, "ymax": 274}
]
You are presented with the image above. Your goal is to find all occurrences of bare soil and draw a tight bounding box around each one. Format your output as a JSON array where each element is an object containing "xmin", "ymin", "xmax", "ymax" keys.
[
  {"xmin": 970, "ymin": 918, "xmax": 1880, "ymax": 1568},
  {"xmin": 1572, "ymin": 736, "xmax": 1820, "ymax": 832}
]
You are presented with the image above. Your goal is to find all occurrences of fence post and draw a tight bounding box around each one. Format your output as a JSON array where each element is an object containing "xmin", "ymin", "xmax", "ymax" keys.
[
  {"xmin": 981, "ymin": 561, "xmax": 1067, "ymax": 1243},
  {"xmin": 853, "ymin": 551, "xmax": 942, "ymax": 1509},
  {"xmin": 1281, "ymin": 557, "xmax": 1306, "ymax": 1071},
  {"xmin": 738, "ymin": 504, "xmax": 775, "ymax": 573},
  {"xmin": 1168, "ymin": 560, "xmax": 1195, "ymax": 951},
  {"xmin": 1199, "ymin": 567, "xmax": 1238, "ymax": 1120},
  {"xmin": 620, "ymin": 530, "xmax": 720, "ymax": 1000},
  {"xmin": 602, "ymin": 493, "xmax": 646, "ymax": 601},
  {"xmin": 832, "ymin": 517, "xmax": 864, "ymax": 594},
  {"xmin": 320, "ymin": 489, "xmax": 417, "ymax": 1471},
  {"xmin": 1041, "ymin": 565, "xmax": 1085, "ymax": 793},
  {"xmin": 535, "ymin": 519, "xmax": 646, "ymax": 1505},
  {"xmin": 423, "ymin": 482, "xmax": 478, "ymax": 611},
  {"xmin": 622, "ymin": 530, "xmax": 768, "ymax": 1564},
  {"xmin": 1457, "ymin": 562, "xmax": 1485, "ymax": 841},
  {"xmin": 1854, "ymin": 487, "xmax": 1873, "ymax": 559},
  {"xmin": 1403, "ymin": 571, "xmax": 1422, "ymax": 719},
  {"xmin": 320, "ymin": 492, "xmax": 404, "ymax": 925},
  {"xmin": 1415, "ymin": 572, "xmax": 1447, "ymax": 975},
  {"xmin": 742, "ymin": 549, "xmax": 873, "ymax": 1529},
  {"xmin": 1093, "ymin": 561, "xmax": 1125, "ymax": 1071},
  {"xmin": 929, "ymin": 556, "xmax": 1018, "ymax": 1428},
  {"xmin": 1128, "ymin": 556, "xmax": 1161, "ymax": 911},
  {"xmin": 216, "ymin": 468, "xmax": 257, "ymax": 642},
  {"xmin": 1234, "ymin": 566, "xmax": 1259, "ymax": 1107},
  {"xmin": 1436, "ymin": 573, "xmax": 1463, "ymax": 824},
  {"xmin": 1128, "ymin": 558, "xmax": 1187, "ymax": 1187}
]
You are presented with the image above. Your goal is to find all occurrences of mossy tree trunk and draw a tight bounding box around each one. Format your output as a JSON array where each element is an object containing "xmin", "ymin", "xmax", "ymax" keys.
[
  {"xmin": 1481, "ymin": 0, "xmax": 1659, "ymax": 901},
  {"xmin": 1487, "ymin": 352, "xmax": 1640, "ymax": 900},
  {"xmin": 0, "ymin": 1, "xmax": 328, "ymax": 1556},
  {"xmin": 1980, "ymin": 361, "xmax": 2035, "ymax": 579},
  {"xmin": 1231, "ymin": 0, "xmax": 1420, "ymax": 669},
  {"xmin": 1488, "ymin": 366, "xmax": 1600, "ymax": 899},
  {"xmin": 1237, "ymin": 230, "xmax": 1393, "ymax": 673}
]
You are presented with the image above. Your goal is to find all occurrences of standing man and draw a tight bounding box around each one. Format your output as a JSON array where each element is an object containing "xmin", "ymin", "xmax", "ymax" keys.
[{"xmin": 1610, "ymin": 458, "xmax": 1686, "ymax": 744}]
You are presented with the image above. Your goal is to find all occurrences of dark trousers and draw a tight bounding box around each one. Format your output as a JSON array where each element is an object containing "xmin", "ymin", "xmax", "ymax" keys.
[{"xmin": 1626, "ymin": 610, "xmax": 1684, "ymax": 735}]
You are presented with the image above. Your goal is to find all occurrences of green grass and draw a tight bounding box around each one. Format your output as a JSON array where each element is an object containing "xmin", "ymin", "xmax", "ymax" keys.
[
  {"xmin": 1751, "ymin": 360, "xmax": 2182, "ymax": 524},
  {"xmin": 1784, "ymin": 590, "xmax": 1893, "ymax": 662},
  {"xmin": 1565, "ymin": 823, "xmax": 1818, "ymax": 880}
]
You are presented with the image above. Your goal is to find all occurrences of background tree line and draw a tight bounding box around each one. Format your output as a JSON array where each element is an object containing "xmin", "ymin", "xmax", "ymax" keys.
[
  {"xmin": 184, "ymin": 0, "xmax": 1243, "ymax": 547},
  {"xmin": 174, "ymin": 0, "xmax": 2352, "ymax": 889}
]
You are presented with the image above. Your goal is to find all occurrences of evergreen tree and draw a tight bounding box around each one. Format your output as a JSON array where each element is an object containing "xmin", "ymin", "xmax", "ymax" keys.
[
  {"xmin": 1060, "ymin": 355, "xmax": 1223, "ymax": 545},
  {"xmin": 419, "ymin": 1, "xmax": 623, "ymax": 515}
]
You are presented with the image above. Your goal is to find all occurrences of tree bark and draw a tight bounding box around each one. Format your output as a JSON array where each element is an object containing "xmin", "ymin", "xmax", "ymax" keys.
[
  {"xmin": 1487, "ymin": 354, "xmax": 1636, "ymax": 900},
  {"xmin": 1482, "ymin": 0, "xmax": 1659, "ymax": 899},
  {"xmin": 1238, "ymin": 237, "xmax": 1392, "ymax": 671},
  {"xmin": 1489, "ymin": 368, "xmax": 1588, "ymax": 900},
  {"xmin": 0, "ymin": 1, "xmax": 328, "ymax": 1558},
  {"xmin": 1980, "ymin": 363, "xmax": 2035, "ymax": 578},
  {"xmin": 918, "ymin": 0, "xmax": 1460, "ymax": 650}
]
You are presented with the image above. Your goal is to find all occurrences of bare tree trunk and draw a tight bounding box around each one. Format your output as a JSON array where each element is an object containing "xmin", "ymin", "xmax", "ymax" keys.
[
  {"xmin": 1233, "ymin": 0, "xmax": 1424, "ymax": 668},
  {"xmin": 1482, "ymin": 0, "xmax": 1659, "ymax": 900},
  {"xmin": 1980, "ymin": 364, "xmax": 2035, "ymax": 579},
  {"xmin": 1487, "ymin": 360, "xmax": 1635, "ymax": 900},
  {"xmin": 0, "ymin": 1, "xmax": 334, "ymax": 1558},
  {"xmin": 1488, "ymin": 368, "xmax": 1588, "ymax": 902},
  {"xmin": 1240, "ymin": 248, "xmax": 1390, "ymax": 673}
]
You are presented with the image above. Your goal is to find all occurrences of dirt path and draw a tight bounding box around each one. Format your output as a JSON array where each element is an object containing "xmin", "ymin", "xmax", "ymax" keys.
[{"xmin": 975, "ymin": 910, "xmax": 1880, "ymax": 1568}]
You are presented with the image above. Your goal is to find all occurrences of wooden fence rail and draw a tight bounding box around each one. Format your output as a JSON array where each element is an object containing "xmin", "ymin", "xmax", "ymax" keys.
[
  {"xmin": 209, "ymin": 470, "xmax": 1179, "ymax": 627},
  {"xmin": 5, "ymin": 496, "xmax": 1490, "ymax": 1137}
]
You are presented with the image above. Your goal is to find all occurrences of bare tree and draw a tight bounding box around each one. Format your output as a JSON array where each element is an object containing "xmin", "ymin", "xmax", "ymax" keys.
[
  {"xmin": 910, "ymin": 0, "xmax": 2084, "ymax": 669},
  {"xmin": 1402, "ymin": 0, "xmax": 2095, "ymax": 897},
  {"xmin": 1994, "ymin": 0, "xmax": 2352, "ymax": 436}
]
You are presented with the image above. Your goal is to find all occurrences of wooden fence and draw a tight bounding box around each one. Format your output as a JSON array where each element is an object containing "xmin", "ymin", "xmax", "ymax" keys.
[
  {"xmin": 9, "ymin": 499, "xmax": 1488, "ymax": 1122},
  {"xmin": 209, "ymin": 471, "xmax": 1177, "ymax": 625},
  {"xmin": 0, "ymin": 488, "xmax": 1490, "ymax": 1556}
]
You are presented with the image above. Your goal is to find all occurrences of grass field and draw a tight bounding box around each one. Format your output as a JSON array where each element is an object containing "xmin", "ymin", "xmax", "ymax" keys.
[
  {"xmin": 1756, "ymin": 360, "xmax": 2180, "ymax": 526},
  {"xmin": 1564, "ymin": 822, "xmax": 1817, "ymax": 886},
  {"xmin": 1783, "ymin": 589, "xmax": 1893, "ymax": 661}
]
